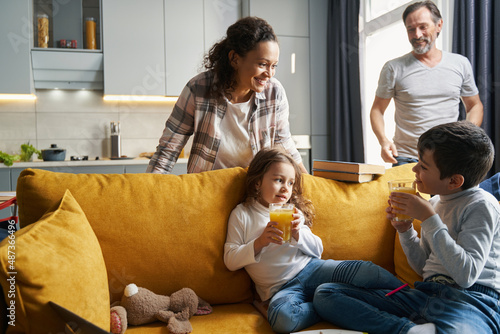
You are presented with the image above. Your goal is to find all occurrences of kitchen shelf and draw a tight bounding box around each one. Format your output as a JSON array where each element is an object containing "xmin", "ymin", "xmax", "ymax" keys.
[
  {"xmin": 31, "ymin": 47, "xmax": 101, "ymax": 53},
  {"xmin": 33, "ymin": 0, "xmax": 102, "ymax": 51}
]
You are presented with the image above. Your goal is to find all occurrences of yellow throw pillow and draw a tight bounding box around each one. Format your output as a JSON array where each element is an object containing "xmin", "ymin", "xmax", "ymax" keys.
[{"xmin": 0, "ymin": 189, "xmax": 110, "ymax": 333}]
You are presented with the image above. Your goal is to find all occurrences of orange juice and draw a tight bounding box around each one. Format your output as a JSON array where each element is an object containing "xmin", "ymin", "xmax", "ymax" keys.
[
  {"xmin": 270, "ymin": 211, "xmax": 293, "ymax": 242},
  {"xmin": 269, "ymin": 203, "xmax": 294, "ymax": 243},
  {"xmin": 388, "ymin": 179, "xmax": 417, "ymax": 222}
]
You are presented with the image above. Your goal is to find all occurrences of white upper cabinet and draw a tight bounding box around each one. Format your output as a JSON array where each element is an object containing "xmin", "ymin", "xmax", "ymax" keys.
[
  {"xmin": 203, "ymin": 0, "xmax": 241, "ymax": 53},
  {"xmin": 103, "ymin": 0, "xmax": 239, "ymax": 97},
  {"xmin": 102, "ymin": 0, "xmax": 166, "ymax": 96},
  {"xmin": 0, "ymin": 0, "xmax": 33, "ymax": 94},
  {"xmin": 164, "ymin": 0, "xmax": 204, "ymax": 96},
  {"xmin": 243, "ymin": 0, "xmax": 311, "ymax": 135},
  {"xmin": 244, "ymin": 0, "xmax": 309, "ymax": 37}
]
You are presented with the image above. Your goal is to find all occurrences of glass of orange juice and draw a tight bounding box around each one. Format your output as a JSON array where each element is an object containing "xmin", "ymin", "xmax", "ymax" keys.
[
  {"xmin": 388, "ymin": 179, "xmax": 416, "ymax": 223},
  {"xmin": 269, "ymin": 203, "xmax": 294, "ymax": 243}
]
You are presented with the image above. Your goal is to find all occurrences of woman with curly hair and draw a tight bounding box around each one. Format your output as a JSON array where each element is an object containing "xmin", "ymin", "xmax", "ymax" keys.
[
  {"xmin": 224, "ymin": 148, "xmax": 403, "ymax": 333},
  {"xmin": 147, "ymin": 17, "xmax": 307, "ymax": 174}
]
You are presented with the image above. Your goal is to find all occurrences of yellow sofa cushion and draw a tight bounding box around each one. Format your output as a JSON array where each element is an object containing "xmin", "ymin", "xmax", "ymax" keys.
[
  {"xmin": 16, "ymin": 167, "xmax": 252, "ymax": 305},
  {"xmin": 0, "ymin": 189, "xmax": 109, "ymax": 333},
  {"xmin": 394, "ymin": 220, "xmax": 424, "ymax": 287},
  {"xmin": 302, "ymin": 163, "xmax": 417, "ymax": 273}
]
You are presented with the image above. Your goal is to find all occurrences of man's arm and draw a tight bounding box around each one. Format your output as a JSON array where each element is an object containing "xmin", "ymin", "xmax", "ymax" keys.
[
  {"xmin": 370, "ymin": 96, "xmax": 397, "ymax": 163},
  {"xmin": 462, "ymin": 94, "xmax": 483, "ymax": 126}
]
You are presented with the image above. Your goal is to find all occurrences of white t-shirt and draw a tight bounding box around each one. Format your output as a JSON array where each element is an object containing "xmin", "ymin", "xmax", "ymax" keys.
[
  {"xmin": 213, "ymin": 97, "xmax": 254, "ymax": 169},
  {"xmin": 376, "ymin": 51, "xmax": 479, "ymax": 159},
  {"xmin": 224, "ymin": 200, "xmax": 323, "ymax": 301}
]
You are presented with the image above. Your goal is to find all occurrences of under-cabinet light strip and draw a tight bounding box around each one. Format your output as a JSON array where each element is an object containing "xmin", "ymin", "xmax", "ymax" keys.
[
  {"xmin": 103, "ymin": 95, "xmax": 178, "ymax": 102},
  {"xmin": 0, "ymin": 94, "xmax": 37, "ymax": 101}
]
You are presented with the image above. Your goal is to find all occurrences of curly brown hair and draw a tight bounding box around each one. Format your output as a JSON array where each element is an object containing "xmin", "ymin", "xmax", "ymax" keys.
[
  {"xmin": 243, "ymin": 148, "xmax": 315, "ymax": 227},
  {"xmin": 202, "ymin": 16, "xmax": 278, "ymax": 102}
]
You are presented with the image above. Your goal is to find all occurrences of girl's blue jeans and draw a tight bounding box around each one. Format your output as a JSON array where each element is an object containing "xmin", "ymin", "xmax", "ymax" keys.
[
  {"xmin": 313, "ymin": 280, "xmax": 500, "ymax": 334},
  {"xmin": 267, "ymin": 258, "xmax": 403, "ymax": 333}
]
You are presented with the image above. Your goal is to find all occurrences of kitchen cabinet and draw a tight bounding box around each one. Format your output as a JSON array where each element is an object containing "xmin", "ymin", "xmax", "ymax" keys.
[
  {"xmin": 164, "ymin": 0, "xmax": 204, "ymax": 95},
  {"xmin": 275, "ymin": 36, "xmax": 310, "ymax": 135},
  {"xmin": 203, "ymin": 0, "xmax": 241, "ymax": 53},
  {"xmin": 103, "ymin": 0, "xmax": 239, "ymax": 97},
  {"xmin": 29, "ymin": 0, "xmax": 103, "ymax": 90},
  {"xmin": 0, "ymin": 170, "xmax": 10, "ymax": 192},
  {"xmin": 102, "ymin": 0, "xmax": 166, "ymax": 96},
  {"xmin": 309, "ymin": 0, "xmax": 329, "ymax": 161},
  {"xmin": 242, "ymin": 0, "xmax": 311, "ymax": 136},
  {"xmin": 243, "ymin": 0, "xmax": 308, "ymax": 37},
  {"xmin": 0, "ymin": 0, "xmax": 34, "ymax": 94}
]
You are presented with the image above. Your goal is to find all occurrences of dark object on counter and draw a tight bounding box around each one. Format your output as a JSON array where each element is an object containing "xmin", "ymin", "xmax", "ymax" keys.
[
  {"xmin": 110, "ymin": 121, "xmax": 121, "ymax": 158},
  {"xmin": 70, "ymin": 156, "xmax": 88, "ymax": 161},
  {"xmin": 41, "ymin": 144, "xmax": 66, "ymax": 161}
]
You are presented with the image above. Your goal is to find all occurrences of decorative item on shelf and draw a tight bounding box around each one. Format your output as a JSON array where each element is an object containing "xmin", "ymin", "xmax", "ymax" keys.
[
  {"xmin": 85, "ymin": 17, "xmax": 97, "ymax": 50},
  {"xmin": 58, "ymin": 39, "xmax": 77, "ymax": 48},
  {"xmin": 37, "ymin": 13, "xmax": 49, "ymax": 48}
]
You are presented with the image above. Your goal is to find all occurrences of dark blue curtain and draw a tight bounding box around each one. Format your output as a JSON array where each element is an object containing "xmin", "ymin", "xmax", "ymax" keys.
[
  {"xmin": 453, "ymin": 0, "xmax": 500, "ymax": 173},
  {"xmin": 327, "ymin": 0, "xmax": 364, "ymax": 162}
]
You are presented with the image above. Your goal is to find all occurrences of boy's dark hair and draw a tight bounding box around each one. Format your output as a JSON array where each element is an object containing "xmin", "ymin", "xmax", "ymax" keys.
[
  {"xmin": 418, "ymin": 121, "xmax": 494, "ymax": 190},
  {"xmin": 403, "ymin": 1, "xmax": 442, "ymax": 25}
]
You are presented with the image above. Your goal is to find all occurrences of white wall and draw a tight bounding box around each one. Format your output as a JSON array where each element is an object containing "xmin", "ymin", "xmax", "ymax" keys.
[{"xmin": 0, "ymin": 90, "xmax": 174, "ymax": 159}]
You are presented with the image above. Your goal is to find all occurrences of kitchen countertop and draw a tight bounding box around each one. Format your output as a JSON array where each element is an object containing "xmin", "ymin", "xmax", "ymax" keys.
[{"xmin": 0, "ymin": 157, "xmax": 189, "ymax": 168}]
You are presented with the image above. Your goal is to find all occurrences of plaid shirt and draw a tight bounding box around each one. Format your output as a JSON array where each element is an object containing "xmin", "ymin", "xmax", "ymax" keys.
[{"xmin": 147, "ymin": 71, "xmax": 302, "ymax": 174}]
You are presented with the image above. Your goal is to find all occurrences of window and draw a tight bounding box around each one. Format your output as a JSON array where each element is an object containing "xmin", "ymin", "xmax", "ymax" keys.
[{"xmin": 359, "ymin": 0, "xmax": 453, "ymax": 165}]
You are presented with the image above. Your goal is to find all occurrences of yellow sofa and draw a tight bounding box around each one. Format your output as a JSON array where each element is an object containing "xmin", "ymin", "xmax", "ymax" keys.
[{"xmin": 0, "ymin": 163, "xmax": 422, "ymax": 333}]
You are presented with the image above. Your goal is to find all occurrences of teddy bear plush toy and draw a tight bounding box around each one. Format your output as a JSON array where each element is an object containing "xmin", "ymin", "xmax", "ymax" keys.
[{"xmin": 110, "ymin": 283, "xmax": 212, "ymax": 334}]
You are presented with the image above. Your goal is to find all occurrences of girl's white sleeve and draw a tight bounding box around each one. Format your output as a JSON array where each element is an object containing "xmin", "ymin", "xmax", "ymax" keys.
[
  {"xmin": 292, "ymin": 213, "xmax": 323, "ymax": 258},
  {"xmin": 224, "ymin": 208, "xmax": 259, "ymax": 271}
]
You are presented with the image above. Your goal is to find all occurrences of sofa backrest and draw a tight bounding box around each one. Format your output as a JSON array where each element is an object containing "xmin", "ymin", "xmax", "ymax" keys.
[
  {"xmin": 302, "ymin": 164, "xmax": 416, "ymax": 273},
  {"xmin": 16, "ymin": 163, "xmax": 417, "ymax": 304},
  {"xmin": 16, "ymin": 167, "xmax": 252, "ymax": 305}
]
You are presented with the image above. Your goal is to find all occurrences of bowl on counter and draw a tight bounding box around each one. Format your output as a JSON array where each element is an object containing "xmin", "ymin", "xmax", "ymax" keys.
[{"xmin": 41, "ymin": 144, "xmax": 66, "ymax": 161}]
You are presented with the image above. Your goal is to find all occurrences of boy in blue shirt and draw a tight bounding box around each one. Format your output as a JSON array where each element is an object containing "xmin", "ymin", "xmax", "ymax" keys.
[{"xmin": 313, "ymin": 121, "xmax": 500, "ymax": 334}]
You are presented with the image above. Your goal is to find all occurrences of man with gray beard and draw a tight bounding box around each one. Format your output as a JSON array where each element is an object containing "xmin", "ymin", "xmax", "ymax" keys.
[{"xmin": 369, "ymin": 1, "xmax": 483, "ymax": 167}]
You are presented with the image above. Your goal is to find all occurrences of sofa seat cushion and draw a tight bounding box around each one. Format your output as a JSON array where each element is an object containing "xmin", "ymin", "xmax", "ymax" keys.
[
  {"xmin": 119, "ymin": 304, "xmax": 276, "ymax": 334},
  {"xmin": 0, "ymin": 189, "xmax": 109, "ymax": 333},
  {"xmin": 16, "ymin": 167, "xmax": 253, "ymax": 305}
]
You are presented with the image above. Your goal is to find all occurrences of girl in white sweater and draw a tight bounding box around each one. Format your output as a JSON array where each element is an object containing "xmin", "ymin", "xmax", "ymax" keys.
[{"xmin": 224, "ymin": 148, "xmax": 402, "ymax": 333}]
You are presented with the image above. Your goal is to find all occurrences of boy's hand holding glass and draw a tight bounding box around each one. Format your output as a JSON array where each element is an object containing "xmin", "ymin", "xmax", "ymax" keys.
[{"xmin": 387, "ymin": 179, "xmax": 435, "ymax": 232}]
